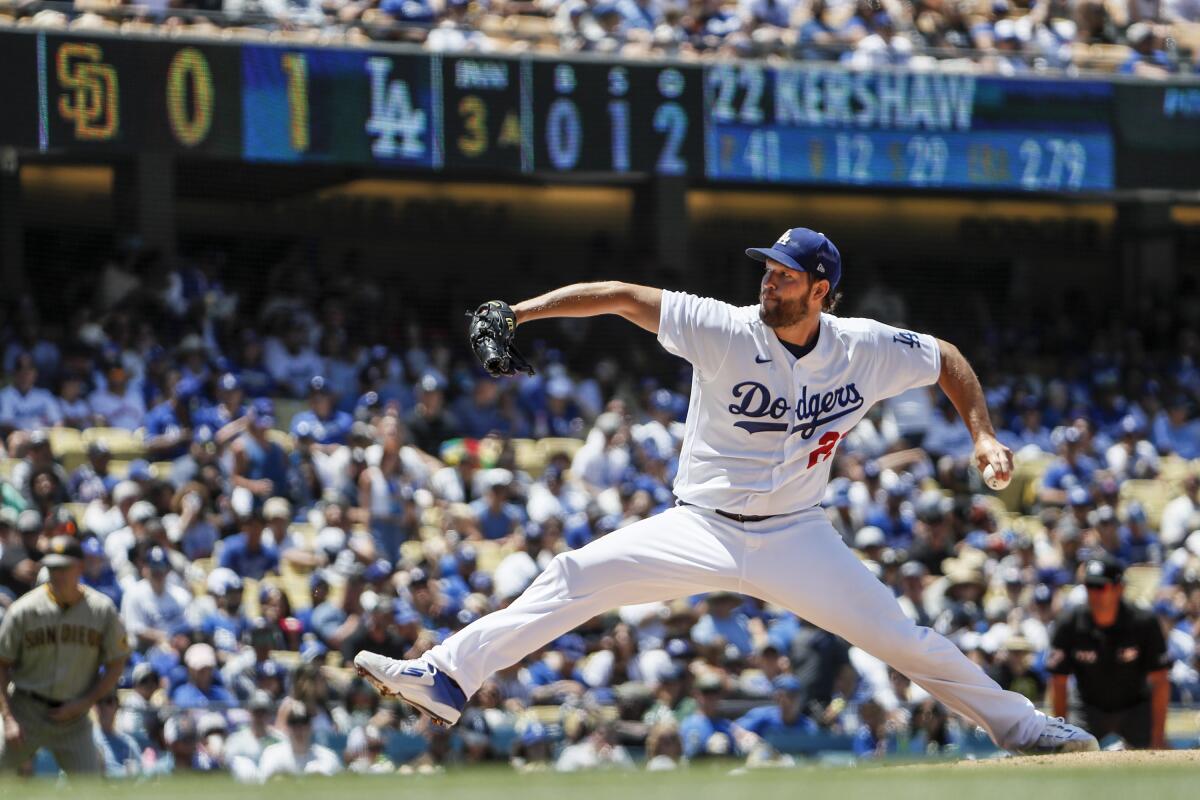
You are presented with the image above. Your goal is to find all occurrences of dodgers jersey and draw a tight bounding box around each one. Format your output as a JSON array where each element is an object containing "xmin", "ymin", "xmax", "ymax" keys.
[{"xmin": 657, "ymin": 290, "xmax": 941, "ymax": 517}]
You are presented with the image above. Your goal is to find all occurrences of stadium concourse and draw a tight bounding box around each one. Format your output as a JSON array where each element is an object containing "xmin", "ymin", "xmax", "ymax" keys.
[
  {"xmin": 0, "ymin": 0, "xmax": 1198, "ymax": 77},
  {"xmin": 1, "ymin": 242, "xmax": 1199, "ymax": 779}
]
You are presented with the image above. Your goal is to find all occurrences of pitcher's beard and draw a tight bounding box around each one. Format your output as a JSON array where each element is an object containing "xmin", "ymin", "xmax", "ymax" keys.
[{"xmin": 758, "ymin": 295, "xmax": 809, "ymax": 328}]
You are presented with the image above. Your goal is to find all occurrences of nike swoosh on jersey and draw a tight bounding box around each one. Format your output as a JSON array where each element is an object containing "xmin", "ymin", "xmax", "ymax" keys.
[{"xmin": 755, "ymin": 355, "xmax": 772, "ymax": 363}]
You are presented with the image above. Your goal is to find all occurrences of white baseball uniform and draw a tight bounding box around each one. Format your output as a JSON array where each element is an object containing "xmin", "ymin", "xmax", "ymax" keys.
[{"xmin": 424, "ymin": 290, "xmax": 1047, "ymax": 749}]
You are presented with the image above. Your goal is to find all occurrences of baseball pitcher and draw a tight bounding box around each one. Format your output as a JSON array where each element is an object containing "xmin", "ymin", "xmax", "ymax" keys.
[
  {"xmin": 357, "ymin": 228, "xmax": 1098, "ymax": 755},
  {"xmin": 0, "ymin": 536, "xmax": 132, "ymax": 774}
]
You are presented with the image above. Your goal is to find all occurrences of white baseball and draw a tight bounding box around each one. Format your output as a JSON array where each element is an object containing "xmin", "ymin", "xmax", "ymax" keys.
[{"xmin": 982, "ymin": 463, "xmax": 1010, "ymax": 491}]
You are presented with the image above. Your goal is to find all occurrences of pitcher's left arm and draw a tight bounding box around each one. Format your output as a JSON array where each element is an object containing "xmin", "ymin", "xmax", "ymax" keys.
[{"xmin": 936, "ymin": 339, "xmax": 1013, "ymax": 486}]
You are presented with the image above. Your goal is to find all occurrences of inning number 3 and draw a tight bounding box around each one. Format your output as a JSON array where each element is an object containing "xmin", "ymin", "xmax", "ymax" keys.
[{"xmin": 807, "ymin": 431, "xmax": 841, "ymax": 469}]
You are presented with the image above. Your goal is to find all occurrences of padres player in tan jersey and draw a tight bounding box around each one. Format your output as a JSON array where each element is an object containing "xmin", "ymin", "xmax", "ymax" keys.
[{"xmin": 0, "ymin": 535, "xmax": 131, "ymax": 774}]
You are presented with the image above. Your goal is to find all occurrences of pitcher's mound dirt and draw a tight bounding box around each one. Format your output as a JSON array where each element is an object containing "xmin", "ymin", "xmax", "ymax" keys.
[{"xmin": 951, "ymin": 750, "xmax": 1200, "ymax": 768}]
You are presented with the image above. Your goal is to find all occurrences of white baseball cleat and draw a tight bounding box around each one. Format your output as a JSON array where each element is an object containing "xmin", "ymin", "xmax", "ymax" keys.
[
  {"xmin": 1015, "ymin": 717, "xmax": 1100, "ymax": 755},
  {"xmin": 353, "ymin": 652, "xmax": 466, "ymax": 727}
]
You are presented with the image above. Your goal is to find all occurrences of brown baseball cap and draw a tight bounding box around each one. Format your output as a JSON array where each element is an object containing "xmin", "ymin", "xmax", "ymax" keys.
[{"xmin": 41, "ymin": 535, "xmax": 84, "ymax": 568}]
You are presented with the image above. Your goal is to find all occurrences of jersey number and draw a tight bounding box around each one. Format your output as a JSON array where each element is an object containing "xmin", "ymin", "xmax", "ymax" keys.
[{"xmin": 806, "ymin": 430, "xmax": 841, "ymax": 469}]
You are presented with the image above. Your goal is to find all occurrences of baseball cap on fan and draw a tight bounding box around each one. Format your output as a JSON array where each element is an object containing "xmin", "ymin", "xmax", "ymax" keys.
[{"xmin": 746, "ymin": 228, "xmax": 842, "ymax": 290}]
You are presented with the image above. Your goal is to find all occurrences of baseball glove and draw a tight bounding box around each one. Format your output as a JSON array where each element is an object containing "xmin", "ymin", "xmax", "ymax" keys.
[{"xmin": 466, "ymin": 301, "xmax": 535, "ymax": 378}]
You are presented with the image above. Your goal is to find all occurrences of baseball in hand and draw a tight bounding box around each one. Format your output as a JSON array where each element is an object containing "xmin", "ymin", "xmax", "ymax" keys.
[{"xmin": 982, "ymin": 463, "xmax": 1010, "ymax": 491}]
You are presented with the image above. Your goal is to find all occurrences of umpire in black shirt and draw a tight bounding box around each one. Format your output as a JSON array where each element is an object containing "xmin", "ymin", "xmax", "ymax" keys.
[{"xmin": 1048, "ymin": 555, "xmax": 1170, "ymax": 749}]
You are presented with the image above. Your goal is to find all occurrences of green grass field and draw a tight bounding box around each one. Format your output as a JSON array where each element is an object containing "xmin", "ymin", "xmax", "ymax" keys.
[{"xmin": 4, "ymin": 753, "xmax": 1199, "ymax": 800}]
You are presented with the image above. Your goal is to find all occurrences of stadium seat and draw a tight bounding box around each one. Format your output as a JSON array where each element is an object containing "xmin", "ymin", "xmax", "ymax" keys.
[
  {"xmin": 538, "ymin": 437, "xmax": 584, "ymax": 463},
  {"xmin": 1120, "ymin": 479, "xmax": 1174, "ymax": 529},
  {"xmin": 48, "ymin": 427, "xmax": 86, "ymax": 470},
  {"xmin": 266, "ymin": 428, "xmax": 294, "ymax": 453},
  {"xmin": 1171, "ymin": 22, "xmax": 1200, "ymax": 60},
  {"xmin": 511, "ymin": 438, "xmax": 544, "ymax": 475},
  {"xmin": 81, "ymin": 427, "xmax": 145, "ymax": 460},
  {"xmin": 1123, "ymin": 565, "xmax": 1162, "ymax": 606},
  {"xmin": 61, "ymin": 502, "xmax": 87, "ymax": 524},
  {"xmin": 471, "ymin": 539, "xmax": 504, "ymax": 574},
  {"xmin": 271, "ymin": 398, "xmax": 307, "ymax": 431},
  {"xmin": 1159, "ymin": 455, "xmax": 1190, "ymax": 482}
]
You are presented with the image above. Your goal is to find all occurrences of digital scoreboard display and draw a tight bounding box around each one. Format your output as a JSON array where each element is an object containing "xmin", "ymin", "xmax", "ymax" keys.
[
  {"xmin": 241, "ymin": 45, "xmax": 440, "ymax": 168},
  {"xmin": 704, "ymin": 65, "xmax": 1115, "ymax": 192},
  {"xmin": 0, "ymin": 30, "xmax": 1147, "ymax": 194},
  {"xmin": 529, "ymin": 59, "xmax": 704, "ymax": 176},
  {"xmin": 442, "ymin": 56, "xmax": 528, "ymax": 173}
]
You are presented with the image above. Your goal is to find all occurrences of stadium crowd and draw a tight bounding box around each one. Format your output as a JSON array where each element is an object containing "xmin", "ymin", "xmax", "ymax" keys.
[
  {"xmin": 1, "ymin": 245, "xmax": 1200, "ymax": 778},
  {"xmin": 1, "ymin": 0, "xmax": 1198, "ymax": 76}
]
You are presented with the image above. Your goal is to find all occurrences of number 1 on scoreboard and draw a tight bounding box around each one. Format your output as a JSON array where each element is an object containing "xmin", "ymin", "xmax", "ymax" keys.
[{"xmin": 280, "ymin": 53, "xmax": 309, "ymax": 153}]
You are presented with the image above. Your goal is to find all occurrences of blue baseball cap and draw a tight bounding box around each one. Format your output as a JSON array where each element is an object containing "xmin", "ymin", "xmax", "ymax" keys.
[
  {"xmin": 218, "ymin": 372, "xmax": 241, "ymax": 393},
  {"xmin": 363, "ymin": 559, "xmax": 393, "ymax": 583},
  {"xmin": 128, "ymin": 459, "xmax": 153, "ymax": 481},
  {"xmin": 175, "ymin": 376, "xmax": 202, "ymax": 402},
  {"xmin": 552, "ymin": 633, "xmax": 586, "ymax": 660},
  {"xmin": 772, "ymin": 674, "xmax": 803, "ymax": 694},
  {"xmin": 520, "ymin": 721, "xmax": 549, "ymax": 745},
  {"xmin": 1067, "ymin": 486, "xmax": 1091, "ymax": 507},
  {"xmin": 746, "ymin": 228, "xmax": 842, "ymax": 290},
  {"xmin": 146, "ymin": 546, "xmax": 171, "ymax": 570},
  {"xmin": 255, "ymin": 659, "xmax": 283, "ymax": 679}
]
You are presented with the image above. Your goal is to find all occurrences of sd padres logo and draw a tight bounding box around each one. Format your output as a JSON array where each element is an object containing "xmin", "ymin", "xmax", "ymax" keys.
[{"xmin": 57, "ymin": 43, "xmax": 119, "ymax": 141}]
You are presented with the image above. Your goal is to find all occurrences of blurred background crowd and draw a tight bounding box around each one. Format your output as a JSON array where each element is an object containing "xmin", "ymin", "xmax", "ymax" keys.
[
  {"xmin": 1, "ymin": 239, "xmax": 1200, "ymax": 778},
  {"xmin": 2, "ymin": 0, "xmax": 1199, "ymax": 76}
]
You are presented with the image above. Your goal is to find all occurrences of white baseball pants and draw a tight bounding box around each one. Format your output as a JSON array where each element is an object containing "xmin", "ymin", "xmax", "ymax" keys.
[{"xmin": 424, "ymin": 504, "xmax": 1047, "ymax": 749}]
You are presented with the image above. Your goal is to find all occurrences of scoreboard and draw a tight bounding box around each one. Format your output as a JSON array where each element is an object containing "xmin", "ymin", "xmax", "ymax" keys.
[
  {"xmin": 528, "ymin": 60, "xmax": 703, "ymax": 176},
  {"xmin": 704, "ymin": 65, "xmax": 1114, "ymax": 192},
  {"xmin": 0, "ymin": 30, "xmax": 1156, "ymax": 194}
]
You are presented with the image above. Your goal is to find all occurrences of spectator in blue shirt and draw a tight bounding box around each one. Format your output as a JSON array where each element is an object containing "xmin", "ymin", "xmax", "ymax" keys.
[
  {"xmin": 381, "ymin": 0, "xmax": 435, "ymax": 22},
  {"xmin": 526, "ymin": 633, "xmax": 590, "ymax": 703},
  {"xmin": 144, "ymin": 374, "xmax": 201, "ymax": 461},
  {"xmin": 81, "ymin": 535, "xmax": 122, "ymax": 608},
  {"xmin": 1039, "ymin": 426, "xmax": 1100, "ymax": 506},
  {"xmin": 691, "ymin": 591, "xmax": 754, "ymax": 658},
  {"xmin": 1153, "ymin": 396, "xmax": 1200, "ymax": 459},
  {"xmin": 218, "ymin": 509, "xmax": 280, "ymax": 580},
  {"xmin": 468, "ymin": 469, "xmax": 528, "ymax": 541},
  {"xmin": 94, "ymin": 692, "xmax": 141, "ymax": 778},
  {"xmin": 735, "ymin": 674, "xmax": 819, "ymax": 743},
  {"xmin": 679, "ymin": 672, "xmax": 740, "ymax": 758},
  {"xmin": 290, "ymin": 376, "xmax": 353, "ymax": 447},
  {"xmin": 171, "ymin": 643, "xmax": 236, "ymax": 710},
  {"xmin": 71, "ymin": 441, "xmax": 118, "ymax": 504},
  {"xmin": 1120, "ymin": 23, "xmax": 1178, "ymax": 76},
  {"xmin": 851, "ymin": 698, "xmax": 897, "ymax": 759},
  {"xmin": 233, "ymin": 331, "xmax": 275, "ymax": 399},
  {"xmin": 1008, "ymin": 396, "xmax": 1054, "ymax": 453},
  {"xmin": 231, "ymin": 399, "xmax": 290, "ymax": 508},
  {"xmin": 1119, "ymin": 502, "xmax": 1162, "ymax": 565},
  {"xmin": 194, "ymin": 371, "xmax": 247, "ymax": 434},
  {"xmin": 864, "ymin": 481, "xmax": 916, "ymax": 550},
  {"xmin": 201, "ymin": 567, "xmax": 248, "ymax": 653},
  {"xmin": 452, "ymin": 378, "xmax": 511, "ymax": 439}
]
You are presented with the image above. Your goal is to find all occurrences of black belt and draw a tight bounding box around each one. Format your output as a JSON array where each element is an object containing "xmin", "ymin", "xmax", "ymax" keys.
[
  {"xmin": 15, "ymin": 689, "xmax": 64, "ymax": 708},
  {"xmin": 679, "ymin": 501, "xmax": 778, "ymax": 523}
]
